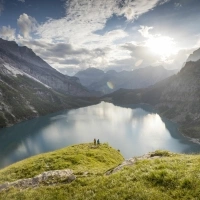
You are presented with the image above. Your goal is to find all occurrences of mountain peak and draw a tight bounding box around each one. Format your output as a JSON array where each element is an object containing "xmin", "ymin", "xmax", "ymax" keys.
[
  {"xmin": 106, "ymin": 70, "xmax": 117, "ymax": 75},
  {"xmin": 187, "ymin": 47, "xmax": 200, "ymax": 62},
  {"xmin": 0, "ymin": 38, "xmax": 91, "ymax": 96},
  {"xmin": 0, "ymin": 38, "xmax": 52, "ymax": 70},
  {"xmin": 82, "ymin": 67, "xmax": 104, "ymax": 74},
  {"xmin": 75, "ymin": 67, "xmax": 105, "ymax": 87}
]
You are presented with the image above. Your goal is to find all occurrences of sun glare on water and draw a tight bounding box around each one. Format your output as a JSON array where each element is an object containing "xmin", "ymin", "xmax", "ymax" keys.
[{"xmin": 146, "ymin": 36, "xmax": 177, "ymax": 57}]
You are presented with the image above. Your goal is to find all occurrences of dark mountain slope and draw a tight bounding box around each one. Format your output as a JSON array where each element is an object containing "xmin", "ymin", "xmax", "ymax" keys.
[
  {"xmin": 0, "ymin": 39, "xmax": 99, "ymax": 127},
  {"xmin": 0, "ymin": 38, "xmax": 89, "ymax": 96},
  {"xmin": 0, "ymin": 71, "xmax": 97, "ymax": 128},
  {"xmin": 104, "ymin": 60, "xmax": 200, "ymax": 140},
  {"xmin": 187, "ymin": 47, "xmax": 200, "ymax": 62}
]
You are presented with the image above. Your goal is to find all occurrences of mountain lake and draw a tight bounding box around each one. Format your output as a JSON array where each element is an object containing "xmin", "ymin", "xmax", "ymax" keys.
[{"xmin": 0, "ymin": 101, "xmax": 200, "ymax": 169}]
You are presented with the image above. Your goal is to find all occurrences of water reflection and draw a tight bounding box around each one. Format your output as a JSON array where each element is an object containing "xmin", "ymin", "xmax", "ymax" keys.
[{"xmin": 0, "ymin": 102, "xmax": 200, "ymax": 169}]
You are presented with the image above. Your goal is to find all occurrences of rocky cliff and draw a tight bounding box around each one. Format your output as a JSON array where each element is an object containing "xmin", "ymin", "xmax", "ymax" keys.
[
  {"xmin": 0, "ymin": 39, "xmax": 98, "ymax": 127},
  {"xmin": 0, "ymin": 38, "xmax": 90, "ymax": 96},
  {"xmin": 104, "ymin": 59, "xmax": 200, "ymax": 140}
]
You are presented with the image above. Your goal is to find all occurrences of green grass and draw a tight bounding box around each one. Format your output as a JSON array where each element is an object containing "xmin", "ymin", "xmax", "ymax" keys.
[
  {"xmin": 0, "ymin": 143, "xmax": 124, "ymax": 183},
  {"xmin": 0, "ymin": 144, "xmax": 200, "ymax": 200}
]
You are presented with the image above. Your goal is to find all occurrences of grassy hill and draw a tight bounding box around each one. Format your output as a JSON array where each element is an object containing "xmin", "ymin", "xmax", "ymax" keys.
[{"xmin": 0, "ymin": 143, "xmax": 200, "ymax": 200}]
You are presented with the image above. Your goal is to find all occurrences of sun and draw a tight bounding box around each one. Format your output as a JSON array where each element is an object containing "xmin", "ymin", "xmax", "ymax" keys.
[{"xmin": 146, "ymin": 36, "xmax": 177, "ymax": 57}]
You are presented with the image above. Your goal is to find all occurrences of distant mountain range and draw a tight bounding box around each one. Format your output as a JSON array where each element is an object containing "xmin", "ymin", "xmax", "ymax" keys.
[
  {"xmin": 0, "ymin": 38, "xmax": 98, "ymax": 127},
  {"xmin": 103, "ymin": 48, "xmax": 200, "ymax": 141},
  {"xmin": 1, "ymin": 36, "xmax": 200, "ymax": 137},
  {"xmin": 75, "ymin": 66, "xmax": 178, "ymax": 94}
]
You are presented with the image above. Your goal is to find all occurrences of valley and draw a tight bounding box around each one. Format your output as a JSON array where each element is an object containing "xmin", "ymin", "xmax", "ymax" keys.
[
  {"xmin": 103, "ymin": 59, "xmax": 200, "ymax": 141},
  {"xmin": 1, "ymin": 0, "xmax": 200, "ymax": 199},
  {"xmin": 1, "ymin": 102, "xmax": 200, "ymax": 169}
]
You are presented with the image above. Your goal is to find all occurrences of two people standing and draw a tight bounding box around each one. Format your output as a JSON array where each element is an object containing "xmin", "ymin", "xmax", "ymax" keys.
[{"xmin": 94, "ymin": 138, "xmax": 100, "ymax": 145}]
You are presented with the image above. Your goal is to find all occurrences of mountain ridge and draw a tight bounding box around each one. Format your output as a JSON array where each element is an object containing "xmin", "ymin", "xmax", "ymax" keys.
[
  {"xmin": 0, "ymin": 38, "xmax": 99, "ymax": 128},
  {"xmin": 75, "ymin": 66, "xmax": 177, "ymax": 94},
  {"xmin": 103, "ymin": 58, "xmax": 200, "ymax": 141},
  {"xmin": 0, "ymin": 38, "xmax": 90, "ymax": 96},
  {"xmin": 187, "ymin": 47, "xmax": 200, "ymax": 62}
]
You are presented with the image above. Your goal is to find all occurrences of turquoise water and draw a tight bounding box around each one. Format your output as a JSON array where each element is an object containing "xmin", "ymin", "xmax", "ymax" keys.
[{"xmin": 0, "ymin": 102, "xmax": 200, "ymax": 169}]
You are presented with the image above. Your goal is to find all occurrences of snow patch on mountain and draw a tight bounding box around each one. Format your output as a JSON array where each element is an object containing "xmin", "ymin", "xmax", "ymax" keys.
[
  {"xmin": 3, "ymin": 64, "xmax": 23, "ymax": 77},
  {"xmin": 3, "ymin": 63, "xmax": 51, "ymax": 89},
  {"xmin": 22, "ymin": 71, "xmax": 51, "ymax": 89}
]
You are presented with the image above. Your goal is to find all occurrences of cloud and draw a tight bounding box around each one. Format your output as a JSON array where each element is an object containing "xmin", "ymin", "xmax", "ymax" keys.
[
  {"xmin": 48, "ymin": 43, "xmax": 89, "ymax": 57},
  {"xmin": 59, "ymin": 59, "xmax": 80, "ymax": 65},
  {"xmin": 138, "ymin": 25, "xmax": 177, "ymax": 58},
  {"xmin": 138, "ymin": 26, "xmax": 153, "ymax": 38},
  {"xmin": 174, "ymin": 2, "xmax": 182, "ymax": 8},
  {"xmin": 122, "ymin": 41, "xmax": 196, "ymax": 70},
  {"xmin": 159, "ymin": 0, "xmax": 171, "ymax": 5},
  {"xmin": 163, "ymin": 48, "xmax": 195, "ymax": 69},
  {"xmin": 0, "ymin": 26, "xmax": 16, "ymax": 40},
  {"xmin": 33, "ymin": 0, "xmax": 165, "ymax": 71},
  {"xmin": 122, "ymin": 43, "xmax": 158, "ymax": 66},
  {"xmin": 31, "ymin": 42, "xmax": 90, "ymax": 59},
  {"xmin": 65, "ymin": 0, "xmax": 163, "ymax": 22},
  {"xmin": 18, "ymin": 38, "xmax": 112, "ymax": 72},
  {"xmin": 16, "ymin": 0, "xmax": 173, "ymax": 73},
  {"xmin": 17, "ymin": 13, "xmax": 38, "ymax": 39},
  {"xmin": 117, "ymin": 0, "xmax": 164, "ymax": 20},
  {"xmin": 107, "ymin": 57, "xmax": 136, "ymax": 71},
  {"xmin": 18, "ymin": 0, "xmax": 25, "ymax": 2},
  {"xmin": 36, "ymin": 0, "xmax": 162, "ymax": 45},
  {"xmin": 57, "ymin": 67, "xmax": 80, "ymax": 76}
]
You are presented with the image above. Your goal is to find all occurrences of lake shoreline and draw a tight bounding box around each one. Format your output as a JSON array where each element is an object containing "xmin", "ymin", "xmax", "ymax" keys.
[
  {"xmin": 114, "ymin": 102, "xmax": 200, "ymax": 147},
  {"xmin": 1, "ymin": 102, "xmax": 200, "ymax": 169},
  {"xmin": 0, "ymin": 101, "xmax": 100, "ymax": 132}
]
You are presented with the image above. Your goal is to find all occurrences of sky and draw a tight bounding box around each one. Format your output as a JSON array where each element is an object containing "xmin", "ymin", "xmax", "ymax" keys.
[{"xmin": 0, "ymin": 0, "xmax": 200, "ymax": 75}]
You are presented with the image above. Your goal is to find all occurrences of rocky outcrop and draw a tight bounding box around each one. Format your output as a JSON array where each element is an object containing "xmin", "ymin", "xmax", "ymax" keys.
[
  {"xmin": 0, "ymin": 169, "xmax": 75, "ymax": 192},
  {"xmin": 105, "ymin": 153, "xmax": 163, "ymax": 175}
]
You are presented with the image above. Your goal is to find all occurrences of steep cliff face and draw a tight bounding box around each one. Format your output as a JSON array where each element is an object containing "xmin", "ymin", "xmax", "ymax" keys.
[
  {"xmin": 0, "ymin": 66, "xmax": 96, "ymax": 127},
  {"xmin": 187, "ymin": 48, "xmax": 200, "ymax": 62},
  {"xmin": 156, "ymin": 61, "xmax": 200, "ymax": 122},
  {"xmin": 0, "ymin": 38, "xmax": 90, "ymax": 96},
  {"xmin": 104, "ymin": 59, "xmax": 200, "ymax": 139},
  {"xmin": 108, "ymin": 60, "xmax": 200, "ymax": 120},
  {"xmin": 0, "ymin": 39, "xmax": 99, "ymax": 127}
]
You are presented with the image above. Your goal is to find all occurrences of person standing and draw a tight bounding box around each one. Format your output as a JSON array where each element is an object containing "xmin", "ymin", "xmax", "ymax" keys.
[
  {"xmin": 97, "ymin": 139, "xmax": 100, "ymax": 145},
  {"xmin": 94, "ymin": 138, "xmax": 96, "ymax": 145}
]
